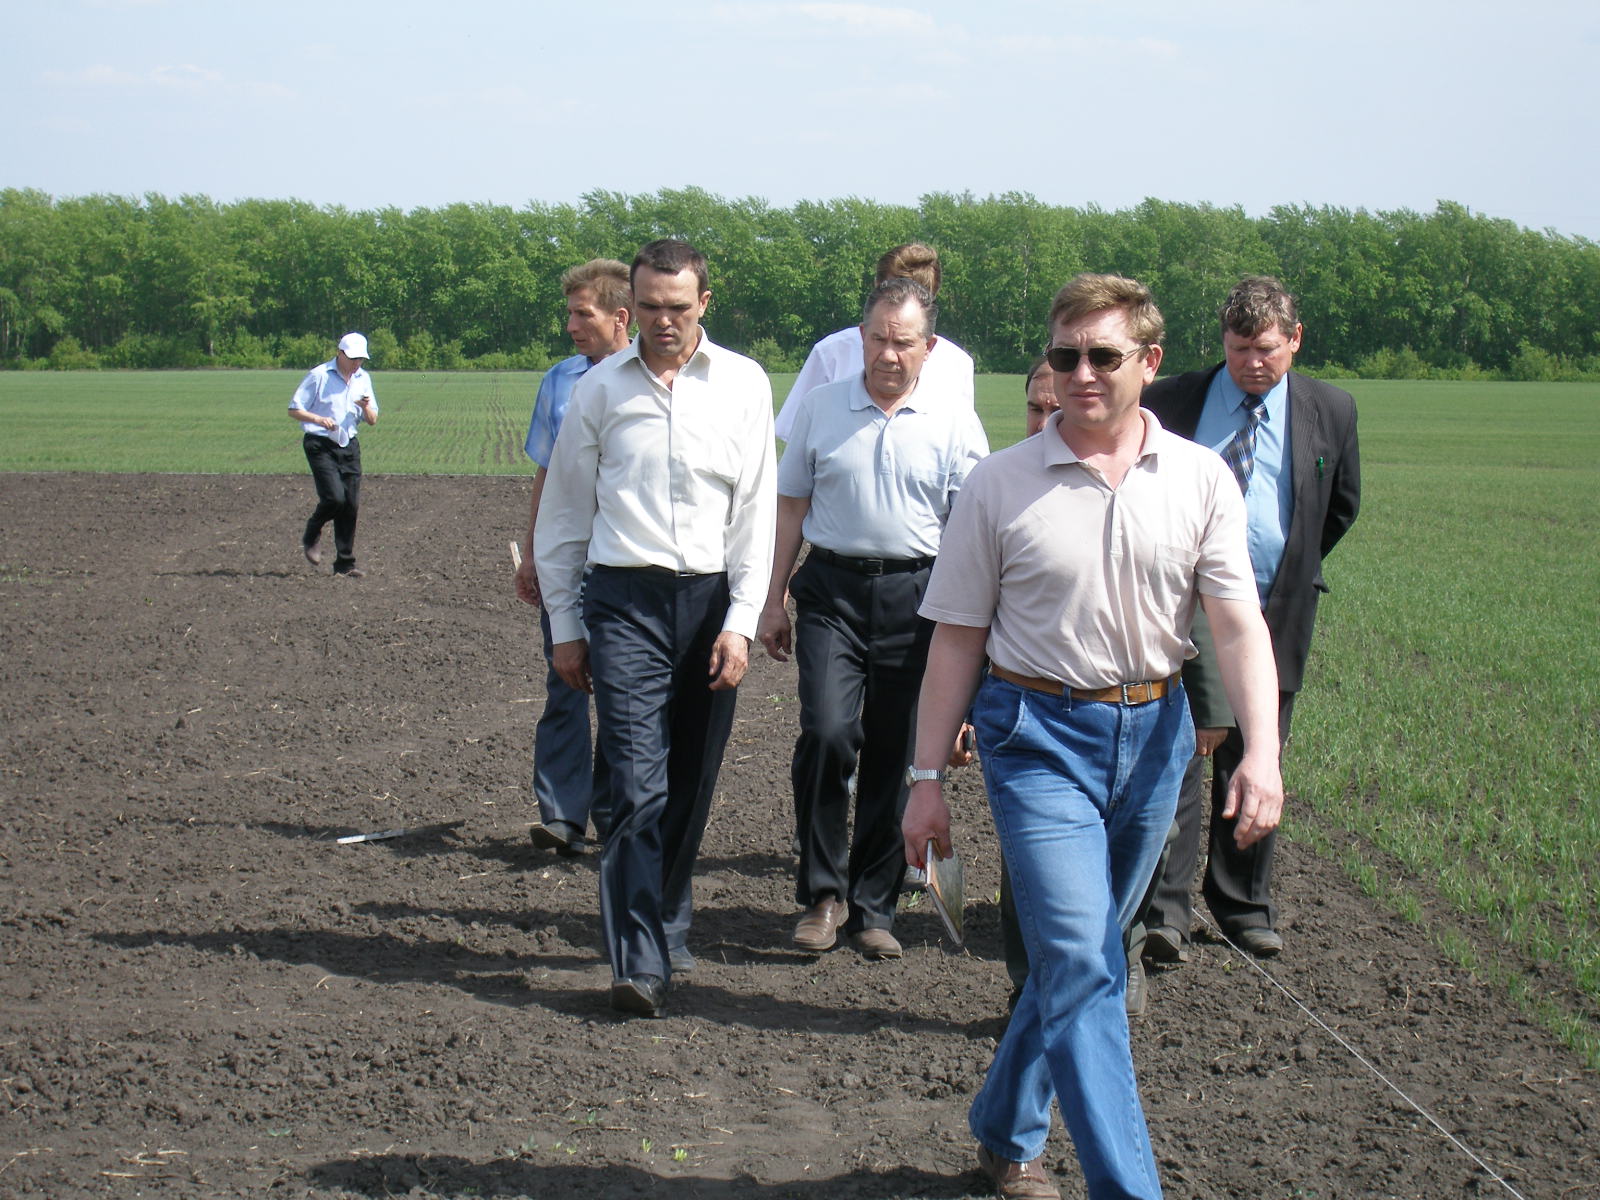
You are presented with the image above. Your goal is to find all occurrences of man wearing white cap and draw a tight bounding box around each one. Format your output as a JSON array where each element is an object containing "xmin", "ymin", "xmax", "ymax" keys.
[{"xmin": 288, "ymin": 332, "xmax": 379, "ymax": 577}]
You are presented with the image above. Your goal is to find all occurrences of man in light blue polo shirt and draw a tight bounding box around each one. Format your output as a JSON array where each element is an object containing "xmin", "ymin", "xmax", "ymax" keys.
[
  {"xmin": 514, "ymin": 259, "xmax": 632, "ymax": 856},
  {"xmin": 758, "ymin": 278, "xmax": 988, "ymax": 960},
  {"xmin": 289, "ymin": 332, "xmax": 378, "ymax": 578}
]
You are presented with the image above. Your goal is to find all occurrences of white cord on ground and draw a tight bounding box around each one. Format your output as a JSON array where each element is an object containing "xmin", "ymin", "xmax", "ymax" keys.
[{"xmin": 1195, "ymin": 913, "xmax": 1531, "ymax": 1200}]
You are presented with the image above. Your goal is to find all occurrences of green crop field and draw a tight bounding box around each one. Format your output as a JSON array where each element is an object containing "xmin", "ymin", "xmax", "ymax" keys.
[
  {"xmin": 0, "ymin": 369, "xmax": 1033, "ymax": 473},
  {"xmin": 4, "ymin": 370, "xmax": 1599, "ymax": 1061}
]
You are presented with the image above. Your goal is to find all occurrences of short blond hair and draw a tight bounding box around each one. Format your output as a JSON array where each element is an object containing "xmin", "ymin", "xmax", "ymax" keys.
[
  {"xmin": 561, "ymin": 259, "xmax": 631, "ymax": 316},
  {"xmin": 1048, "ymin": 273, "xmax": 1164, "ymax": 347}
]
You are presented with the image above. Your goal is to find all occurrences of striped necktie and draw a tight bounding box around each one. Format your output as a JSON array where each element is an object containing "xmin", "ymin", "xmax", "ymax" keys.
[{"xmin": 1221, "ymin": 394, "xmax": 1265, "ymax": 493}]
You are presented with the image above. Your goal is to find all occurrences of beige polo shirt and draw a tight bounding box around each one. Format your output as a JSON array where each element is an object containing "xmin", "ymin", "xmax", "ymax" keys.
[{"xmin": 919, "ymin": 408, "xmax": 1255, "ymax": 691}]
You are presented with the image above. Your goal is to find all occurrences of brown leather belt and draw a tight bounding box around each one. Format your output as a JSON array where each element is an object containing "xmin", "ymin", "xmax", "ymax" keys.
[{"xmin": 989, "ymin": 664, "xmax": 1176, "ymax": 706}]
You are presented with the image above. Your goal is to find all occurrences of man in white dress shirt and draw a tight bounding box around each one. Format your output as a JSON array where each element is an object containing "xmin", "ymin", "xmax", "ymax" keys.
[{"xmin": 534, "ymin": 239, "xmax": 776, "ymax": 1018}]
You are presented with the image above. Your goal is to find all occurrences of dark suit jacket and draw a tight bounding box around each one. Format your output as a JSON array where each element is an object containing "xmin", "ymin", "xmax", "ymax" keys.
[{"xmin": 1143, "ymin": 366, "xmax": 1360, "ymax": 723}]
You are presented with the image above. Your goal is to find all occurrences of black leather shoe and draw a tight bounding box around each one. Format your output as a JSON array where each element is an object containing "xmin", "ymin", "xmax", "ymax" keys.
[
  {"xmin": 333, "ymin": 566, "xmax": 366, "ymax": 579},
  {"xmin": 1235, "ymin": 927, "xmax": 1283, "ymax": 957},
  {"xmin": 529, "ymin": 820, "xmax": 585, "ymax": 857},
  {"xmin": 609, "ymin": 975, "xmax": 666, "ymax": 1018},
  {"xmin": 1143, "ymin": 924, "xmax": 1188, "ymax": 963},
  {"xmin": 1125, "ymin": 956, "xmax": 1147, "ymax": 1017},
  {"xmin": 302, "ymin": 538, "xmax": 322, "ymax": 566},
  {"xmin": 668, "ymin": 945, "xmax": 695, "ymax": 975}
]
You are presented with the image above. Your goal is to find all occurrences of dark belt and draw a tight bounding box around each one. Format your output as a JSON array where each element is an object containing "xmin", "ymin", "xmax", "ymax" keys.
[
  {"xmin": 810, "ymin": 546, "xmax": 934, "ymax": 576},
  {"xmin": 989, "ymin": 664, "xmax": 1177, "ymax": 706},
  {"xmin": 593, "ymin": 564, "xmax": 711, "ymax": 579}
]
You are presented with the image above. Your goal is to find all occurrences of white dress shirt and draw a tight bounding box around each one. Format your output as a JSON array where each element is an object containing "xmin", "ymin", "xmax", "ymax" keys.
[
  {"xmin": 773, "ymin": 326, "xmax": 975, "ymax": 441},
  {"xmin": 535, "ymin": 330, "xmax": 777, "ymax": 645}
]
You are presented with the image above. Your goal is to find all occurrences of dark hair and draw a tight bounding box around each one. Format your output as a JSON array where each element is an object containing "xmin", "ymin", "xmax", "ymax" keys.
[
  {"xmin": 1220, "ymin": 275, "xmax": 1298, "ymax": 339},
  {"xmin": 861, "ymin": 277, "xmax": 937, "ymax": 339},
  {"xmin": 1023, "ymin": 354, "xmax": 1051, "ymax": 393},
  {"xmin": 631, "ymin": 239, "xmax": 708, "ymax": 294},
  {"xmin": 561, "ymin": 258, "xmax": 631, "ymax": 316},
  {"xmin": 1048, "ymin": 273, "xmax": 1164, "ymax": 346},
  {"xmin": 875, "ymin": 242, "xmax": 941, "ymax": 297}
]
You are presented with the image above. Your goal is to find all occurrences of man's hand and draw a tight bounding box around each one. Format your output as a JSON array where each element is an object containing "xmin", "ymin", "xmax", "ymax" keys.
[
  {"xmin": 1195, "ymin": 726, "xmax": 1229, "ymax": 757},
  {"xmin": 514, "ymin": 556, "xmax": 541, "ymax": 606},
  {"xmin": 902, "ymin": 782, "xmax": 952, "ymax": 868},
  {"xmin": 947, "ymin": 723, "xmax": 977, "ymax": 768},
  {"xmin": 756, "ymin": 601, "xmax": 793, "ymax": 662},
  {"xmin": 1221, "ymin": 751, "xmax": 1283, "ymax": 849},
  {"xmin": 708, "ymin": 631, "xmax": 749, "ymax": 691},
  {"xmin": 552, "ymin": 639, "xmax": 592, "ymax": 694}
]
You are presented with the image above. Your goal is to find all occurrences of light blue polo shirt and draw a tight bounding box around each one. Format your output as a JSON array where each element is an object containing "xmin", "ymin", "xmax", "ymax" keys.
[
  {"xmin": 1193, "ymin": 369, "xmax": 1294, "ymax": 602},
  {"xmin": 778, "ymin": 374, "xmax": 988, "ymax": 559}
]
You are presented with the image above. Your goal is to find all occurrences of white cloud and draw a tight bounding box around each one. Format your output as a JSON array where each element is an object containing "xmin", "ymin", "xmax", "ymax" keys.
[
  {"xmin": 711, "ymin": 2, "xmax": 944, "ymax": 39},
  {"xmin": 150, "ymin": 64, "xmax": 223, "ymax": 89},
  {"xmin": 793, "ymin": 3, "xmax": 940, "ymax": 36}
]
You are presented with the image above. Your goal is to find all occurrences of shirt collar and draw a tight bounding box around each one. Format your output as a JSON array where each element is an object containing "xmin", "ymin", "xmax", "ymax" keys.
[
  {"xmin": 1041, "ymin": 407, "xmax": 1165, "ymax": 466},
  {"xmin": 849, "ymin": 372, "xmax": 925, "ymax": 413},
  {"xmin": 1214, "ymin": 367, "xmax": 1289, "ymax": 419}
]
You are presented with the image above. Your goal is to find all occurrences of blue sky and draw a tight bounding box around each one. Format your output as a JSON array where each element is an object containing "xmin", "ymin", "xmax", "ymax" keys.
[{"xmin": 6, "ymin": 0, "xmax": 1599, "ymax": 240}]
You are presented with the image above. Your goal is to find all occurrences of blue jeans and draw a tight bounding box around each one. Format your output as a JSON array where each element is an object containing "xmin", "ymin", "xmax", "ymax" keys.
[
  {"xmin": 534, "ymin": 603, "xmax": 610, "ymax": 840},
  {"xmin": 968, "ymin": 673, "xmax": 1191, "ymax": 1200}
]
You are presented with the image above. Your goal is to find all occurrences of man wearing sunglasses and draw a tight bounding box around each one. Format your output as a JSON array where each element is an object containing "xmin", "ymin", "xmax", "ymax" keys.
[
  {"xmin": 1139, "ymin": 276, "xmax": 1361, "ymax": 966},
  {"xmin": 903, "ymin": 273, "xmax": 1283, "ymax": 1199}
]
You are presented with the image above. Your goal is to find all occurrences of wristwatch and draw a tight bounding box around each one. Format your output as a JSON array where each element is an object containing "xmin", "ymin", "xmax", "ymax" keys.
[{"xmin": 904, "ymin": 767, "xmax": 947, "ymax": 787}]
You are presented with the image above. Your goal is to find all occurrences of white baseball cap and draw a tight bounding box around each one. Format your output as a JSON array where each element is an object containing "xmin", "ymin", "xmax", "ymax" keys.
[{"xmin": 337, "ymin": 332, "xmax": 370, "ymax": 359}]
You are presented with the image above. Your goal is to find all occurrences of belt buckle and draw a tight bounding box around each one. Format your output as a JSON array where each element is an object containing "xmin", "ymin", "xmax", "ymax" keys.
[
  {"xmin": 1120, "ymin": 681, "xmax": 1147, "ymax": 705},
  {"xmin": 861, "ymin": 558, "xmax": 885, "ymax": 576}
]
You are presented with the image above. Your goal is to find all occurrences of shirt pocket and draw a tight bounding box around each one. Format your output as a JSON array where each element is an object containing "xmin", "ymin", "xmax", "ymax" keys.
[{"xmin": 1145, "ymin": 542, "xmax": 1199, "ymax": 616}]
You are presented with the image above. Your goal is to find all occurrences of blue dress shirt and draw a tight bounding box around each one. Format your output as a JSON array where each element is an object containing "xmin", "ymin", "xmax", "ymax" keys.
[
  {"xmin": 1192, "ymin": 369, "xmax": 1294, "ymax": 603},
  {"xmin": 525, "ymin": 354, "xmax": 595, "ymax": 468}
]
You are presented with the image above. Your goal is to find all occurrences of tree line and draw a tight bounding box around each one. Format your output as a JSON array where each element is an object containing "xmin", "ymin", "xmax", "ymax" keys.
[{"xmin": 3, "ymin": 186, "xmax": 1598, "ymax": 380}]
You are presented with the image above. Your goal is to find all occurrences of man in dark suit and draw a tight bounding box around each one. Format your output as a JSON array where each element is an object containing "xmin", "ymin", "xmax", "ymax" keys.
[{"xmin": 1140, "ymin": 275, "xmax": 1360, "ymax": 960}]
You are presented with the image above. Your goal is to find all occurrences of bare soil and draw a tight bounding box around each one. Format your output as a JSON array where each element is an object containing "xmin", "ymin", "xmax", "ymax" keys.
[{"xmin": 2, "ymin": 472, "xmax": 1596, "ymax": 1199}]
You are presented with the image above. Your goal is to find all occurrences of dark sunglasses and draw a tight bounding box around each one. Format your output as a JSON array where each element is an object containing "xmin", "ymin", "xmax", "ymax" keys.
[{"xmin": 1046, "ymin": 344, "xmax": 1148, "ymax": 374}]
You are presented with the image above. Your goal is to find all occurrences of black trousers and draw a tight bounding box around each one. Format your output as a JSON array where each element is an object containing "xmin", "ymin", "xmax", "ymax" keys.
[
  {"xmin": 584, "ymin": 566, "xmax": 738, "ymax": 983},
  {"xmin": 1145, "ymin": 689, "xmax": 1297, "ymax": 939},
  {"xmin": 791, "ymin": 556, "xmax": 933, "ymax": 933},
  {"xmin": 302, "ymin": 434, "xmax": 362, "ymax": 569}
]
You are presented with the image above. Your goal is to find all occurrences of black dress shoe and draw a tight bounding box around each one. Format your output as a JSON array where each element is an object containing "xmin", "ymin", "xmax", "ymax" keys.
[
  {"xmin": 1234, "ymin": 927, "xmax": 1283, "ymax": 957},
  {"xmin": 530, "ymin": 820, "xmax": 585, "ymax": 856},
  {"xmin": 668, "ymin": 945, "xmax": 695, "ymax": 975},
  {"xmin": 334, "ymin": 566, "xmax": 366, "ymax": 579},
  {"xmin": 302, "ymin": 539, "xmax": 322, "ymax": 566},
  {"xmin": 609, "ymin": 975, "xmax": 666, "ymax": 1018},
  {"xmin": 1143, "ymin": 924, "xmax": 1188, "ymax": 963}
]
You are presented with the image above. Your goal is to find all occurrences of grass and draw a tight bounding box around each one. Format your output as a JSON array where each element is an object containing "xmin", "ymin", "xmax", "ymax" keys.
[
  {"xmin": 4, "ymin": 369, "xmax": 1599, "ymax": 1061},
  {"xmin": 1286, "ymin": 380, "xmax": 1600, "ymax": 1064},
  {"xmin": 0, "ymin": 369, "xmax": 1037, "ymax": 476}
]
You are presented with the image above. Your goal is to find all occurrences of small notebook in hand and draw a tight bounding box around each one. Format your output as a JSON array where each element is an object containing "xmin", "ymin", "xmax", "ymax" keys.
[{"xmin": 924, "ymin": 840, "xmax": 965, "ymax": 947}]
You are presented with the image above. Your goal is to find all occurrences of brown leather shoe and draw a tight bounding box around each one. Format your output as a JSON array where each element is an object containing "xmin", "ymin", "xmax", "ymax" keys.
[
  {"xmin": 1126, "ymin": 955, "xmax": 1148, "ymax": 1017},
  {"xmin": 849, "ymin": 928, "xmax": 902, "ymax": 959},
  {"xmin": 793, "ymin": 898, "xmax": 848, "ymax": 952},
  {"xmin": 977, "ymin": 1144, "xmax": 1061, "ymax": 1199}
]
